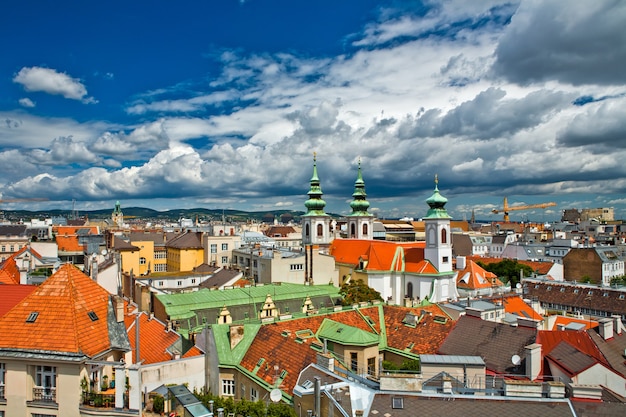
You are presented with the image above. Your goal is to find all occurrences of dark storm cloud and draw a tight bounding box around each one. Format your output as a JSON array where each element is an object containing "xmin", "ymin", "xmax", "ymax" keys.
[
  {"xmin": 397, "ymin": 87, "xmax": 570, "ymax": 140},
  {"xmin": 493, "ymin": 0, "xmax": 626, "ymax": 86},
  {"xmin": 557, "ymin": 100, "xmax": 626, "ymax": 148}
]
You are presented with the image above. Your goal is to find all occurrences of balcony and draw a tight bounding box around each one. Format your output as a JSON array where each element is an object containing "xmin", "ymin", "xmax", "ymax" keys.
[
  {"xmin": 82, "ymin": 391, "xmax": 117, "ymax": 408},
  {"xmin": 31, "ymin": 386, "xmax": 56, "ymax": 403}
]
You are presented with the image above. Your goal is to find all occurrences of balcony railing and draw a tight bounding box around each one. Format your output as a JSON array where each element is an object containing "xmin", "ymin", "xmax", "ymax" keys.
[
  {"xmin": 0, "ymin": 384, "xmax": 5, "ymax": 400},
  {"xmin": 32, "ymin": 386, "xmax": 56, "ymax": 403},
  {"xmin": 82, "ymin": 391, "xmax": 122, "ymax": 408}
]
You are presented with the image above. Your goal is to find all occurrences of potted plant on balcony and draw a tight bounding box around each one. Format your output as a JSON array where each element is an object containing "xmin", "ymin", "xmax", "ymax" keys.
[
  {"xmin": 101, "ymin": 375, "xmax": 109, "ymax": 391},
  {"xmin": 80, "ymin": 376, "xmax": 90, "ymax": 404}
]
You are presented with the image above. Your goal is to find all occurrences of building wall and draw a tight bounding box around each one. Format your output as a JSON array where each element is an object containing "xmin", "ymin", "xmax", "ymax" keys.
[
  {"xmin": 119, "ymin": 249, "xmax": 140, "ymax": 275},
  {"xmin": 578, "ymin": 363, "xmax": 626, "ymax": 397},
  {"xmin": 563, "ymin": 249, "xmax": 602, "ymax": 283},
  {"xmin": 141, "ymin": 356, "xmax": 205, "ymax": 393},
  {"xmin": 1, "ymin": 359, "xmax": 82, "ymax": 417},
  {"xmin": 167, "ymin": 247, "xmax": 204, "ymax": 272}
]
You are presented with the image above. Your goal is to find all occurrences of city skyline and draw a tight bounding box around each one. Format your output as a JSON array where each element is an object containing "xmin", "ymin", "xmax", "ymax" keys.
[{"xmin": 1, "ymin": 1, "xmax": 625, "ymax": 221}]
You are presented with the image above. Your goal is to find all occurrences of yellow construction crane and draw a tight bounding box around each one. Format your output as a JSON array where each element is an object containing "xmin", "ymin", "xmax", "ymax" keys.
[{"xmin": 492, "ymin": 197, "xmax": 556, "ymax": 222}]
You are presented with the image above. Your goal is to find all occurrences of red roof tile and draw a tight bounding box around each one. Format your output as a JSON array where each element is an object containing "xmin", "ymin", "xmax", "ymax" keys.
[
  {"xmin": 537, "ymin": 330, "xmax": 610, "ymax": 371},
  {"xmin": 126, "ymin": 312, "xmax": 202, "ymax": 365},
  {"xmin": 0, "ymin": 263, "xmax": 115, "ymax": 357},
  {"xmin": 0, "ymin": 284, "xmax": 36, "ymax": 317},
  {"xmin": 383, "ymin": 304, "xmax": 455, "ymax": 354},
  {"xmin": 0, "ymin": 257, "xmax": 20, "ymax": 285},
  {"xmin": 503, "ymin": 296, "xmax": 542, "ymax": 321},
  {"xmin": 330, "ymin": 239, "xmax": 427, "ymax": 272}
]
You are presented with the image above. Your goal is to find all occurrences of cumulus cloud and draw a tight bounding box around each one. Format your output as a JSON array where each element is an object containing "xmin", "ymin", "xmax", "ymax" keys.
[
  {"xmin": 13, "ymin": 66, "xmax": 97, "ymax": 103},
  {"xmin": 493, "ymin": 0, "xmax": 626, "ymax": 85}
]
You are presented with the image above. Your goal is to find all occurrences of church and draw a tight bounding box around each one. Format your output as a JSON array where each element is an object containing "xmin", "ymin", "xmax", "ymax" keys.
[{"xmin": 303, "ymin": 154, "xmax": 459, "ymax": 305}]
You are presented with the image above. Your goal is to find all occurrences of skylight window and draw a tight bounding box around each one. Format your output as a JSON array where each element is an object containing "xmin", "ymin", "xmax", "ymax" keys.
[
  {"xmin": 88, "ymin": 311, "xmax": 99, "ymax": 321},
  {"xmin": 26, "ymin": 312, "xmax": 39, "ymax": 323}
]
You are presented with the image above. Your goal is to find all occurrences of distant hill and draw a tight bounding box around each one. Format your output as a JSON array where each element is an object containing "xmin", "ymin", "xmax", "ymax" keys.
[{"xmin": 0, "ymin": 207, "xmax": 315, "ymax": 223}]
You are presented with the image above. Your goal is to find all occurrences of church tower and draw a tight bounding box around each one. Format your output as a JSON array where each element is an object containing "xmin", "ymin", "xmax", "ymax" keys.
[
  {"xmin": 346, "ymin": 159, "xmax": 373, "ymax": 239},
  {"xmin": 302, "ymin": 153, "xmax": 331, "ymax": 247},
  {"xmin": 302, "ymin": 154, "xmax": 331, "ymax": 285},
  {"xmin": 112, "ymin": 200, "xmax": 124, "ymax": 228},
  {"xmin": 423, "ymin": 175, "xmax": 453, "ymax": 273}
]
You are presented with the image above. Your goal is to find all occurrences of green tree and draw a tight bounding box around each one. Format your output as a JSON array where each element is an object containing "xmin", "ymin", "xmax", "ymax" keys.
[
  {"xmin": 340, "ymin": 279, "xmax": 383, "ymax": 306},
  {"xmin": 477, "ymin": 259, "xmax": 534, "ymax": 287}
]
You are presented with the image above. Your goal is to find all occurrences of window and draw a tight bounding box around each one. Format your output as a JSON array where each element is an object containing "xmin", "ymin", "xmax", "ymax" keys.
[
  {"xmin": 211, "ymin": 244, "xmax": 217, "ymax": 254},
  {"xmin": 0, "ymin": 246, "xmax": 4, "ymax": 253},
  {"xmin": 317, "ymin": 224, "xmax": 323, "ymax": 237},
  {"xmin": 139, "ymin": 257, "xmax": 146, "ymax": 265},
  {"xmin": 250, "ymin": 387, "xmax": 258, "ymax": 402},
  {"xmin": 34, "ymin": 366, "xmax": 56, "ymax": 402},
  {"xmin": 222, "ymin": 379, "xmax": 235, "ymax": 396},
  {"xmin": 362, "ymin": 223, "xmax": 368, "ymax": 236},
  {"xmin": 442, "ymin": 256, "xmax": 449, "ymax": 263},
  {"xmin": 222, "ymin": 243, "xmax": 228, "ymax": 251},
  {"xmin": 26, "ymin": 312, "xmax": 39, "ymax": 323},
  {"xmin": 154, "ymin": 264, "xmax": 167, "ymax": 272},
  {"xmin": 222, "ymin": 256, "xmax": 228, "ymax": 264},
  {"xmin": 177, "ymin": 281, "xmax": 182, "ymax": 286},
  {"xmin": 392, "ymin": 397, "xmax": 404, "ymax": 409},
  {"xmin": 290, "ymin": 264, "xmax": 303, "ymax": 271},
  {"xmin": 441, "ymin": 229, "xmax": 447, "ymax": 244},
  {"xmin": 350, "ymin": 352, "xmax": 358, "ymax": 372},
  {"xmin": 191, "ymin": 279, "xmax": 196, "ymax": 284}
]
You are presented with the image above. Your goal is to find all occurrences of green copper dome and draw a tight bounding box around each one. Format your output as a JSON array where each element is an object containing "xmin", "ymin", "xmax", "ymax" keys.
[
  {"xmin": 304, "ymin": 153, "xmax": 327, "ymax": 216},
  {"xmin": 425, "ymin": 175, "xmax": 450, "ymax": 219},
  {"xmin": 349, "ymin": 159, "xmax": 371, "ymax": 215}
]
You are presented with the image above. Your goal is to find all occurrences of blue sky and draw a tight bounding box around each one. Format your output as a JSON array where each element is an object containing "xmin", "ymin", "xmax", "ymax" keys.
[{"xmin": 1, "ymin": 0, "xmax": 625, "ymax": 222}]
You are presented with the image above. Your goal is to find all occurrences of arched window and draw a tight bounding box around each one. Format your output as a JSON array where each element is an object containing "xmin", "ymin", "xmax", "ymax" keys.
[
  {"xmin": 363, "ymin": 223, "xmax": 368, "ymax": 236},
  {"xmin": 305, "ymin": 224, "xmax": 310, "ymax": 237},
  {"xmin": 407, "ymin": 282, "xmax": 413, "ymax": 299},
  {"xmin": 350, "ymin": 223, "xmax": 356, "ymax": 238},
  {"xmin": 441, "ymin": 228, "xmax": 447, "ymax": 244},
  {"xmin": 317, "ymin": 223, "xmax": 323, "ymax": 237}
]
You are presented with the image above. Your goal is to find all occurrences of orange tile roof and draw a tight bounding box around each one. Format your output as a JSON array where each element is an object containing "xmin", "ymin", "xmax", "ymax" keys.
[
  {"xmin": 239, "ymin": 309, "xmax": 377, "ymax": 396},
  {"xmin": 238, "ymin": 304, "xmax": 455, "ymax": 396},
  {"xmin": 55, "ymin": 235, "xmax": 85, "ymax": 252},
  {"xmin": 0, "ymin": 284, "xmax": 36, "ymax": 317},
  {"xmin": 0, "ymin": 257, "xmax": 20, "ymax": 285},
  {"xmin": 383, "ymin": 304, "xmax": 455, "ymax": 354},
  {"xmin": 456, "ymin": 260, "xmax": 503, "ymax": 290},
  {"xmin": 537, "ymin": 330, "xmax": 609, "ymax": 370},
  {"xmin": 503, "ymin": 296, "xmax": 542, "ymax": 321},
  {"xmin": 0, "ymin": 263, "xmax": 116, "ymax": 357},
  {"xmin": 329, "ymin": 239, "xmax": 427, "ymax": 272},
  {"xmin": 550, "ymin": 316, "xmax": 599, "ymax": 331},
  {"xmin": 126, "ymin": 312, "xmax": 202, "ymax": 365}
]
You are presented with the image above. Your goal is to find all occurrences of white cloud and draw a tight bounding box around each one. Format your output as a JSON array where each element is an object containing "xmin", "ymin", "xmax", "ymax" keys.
[
  {"xmin": 18, "ymin": 98, "xmax": 35, "ymax": 108},
  {"xmin": 13, "ymin": 66, "xmax": 97, "ymax": 103}
]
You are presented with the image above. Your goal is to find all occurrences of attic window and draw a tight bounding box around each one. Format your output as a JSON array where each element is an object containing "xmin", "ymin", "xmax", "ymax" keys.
[
  {"xmin": 392, "ymin": 397, "xmax": 404, "ymax": 409},
  {"xmin": 433, "ymin": 315, "xmax": 448, "ymax": 324},
  {"xmin": 547, "ymin": 286, "xmax": 552, "ymax": 291},
  {"xmin": 301, "ymin": 380, "xmax": 314, "ymax": 389},
  {"xmin": 87, "ymin": 311, "xmax": 99, "ymax": 321},
  {"xmin": 574, "ymin": 289, "xmax": 579, "ymax": 294},
  {"xmin": 603, "ymin": 292, "xmax": 609, "ymax": 297},
  {"xmin": 336, "ymin": 327, "xmax": 344, "ymax": 333},
  {"xmin": 402, "ymin": 313, "xmax": 418, "ymax": 327},
  {"xmin": 26, "ymin": 312, "xmax": 39, "ymax": 323},
  {"xmin": 280, "ymin": 370, "xmax": 287, "ymax": 379},
  {"xmin": 257, "ymin": 358, "xmax": 265, "ymax": 367},
  {"xmin": 620, "ymin": 294, "xmax": 625, "ymax": 300}
]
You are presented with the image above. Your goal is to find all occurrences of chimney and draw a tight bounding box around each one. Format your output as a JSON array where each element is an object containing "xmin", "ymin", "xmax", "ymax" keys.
[
  {"xmin": 456, "ymin": 256, "xmax": 466, "ymax": 270},
  {"xmin": 112, "ymin": 295, "xmax": 124, "ymax": 323},
  {"xmin": 525, "ymin": 343, "xmax": 542, "ymax": 381},
  {"xmin": 314, "ymin": 377, "xmax": 321, "ymax": 417},
  {"xmin": 612, "ymin": 314, "xmax": 624, "ymax": 335},
  {"xmin": 598, "ymin": 318, "xmax": 614, "ymax": 340}
]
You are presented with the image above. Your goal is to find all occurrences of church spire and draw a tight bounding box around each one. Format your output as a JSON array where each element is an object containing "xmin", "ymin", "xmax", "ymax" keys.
[
  {"xmin": 349, "ymin": 158, "xmax": 370, "ymax": 215},
  {"xmin": 304, "ymin": 152, "xmax": 327, "ymax": 216},
  {"xmin": 425, "ymin": 174, "xmax": 450, "ymax": 219}
]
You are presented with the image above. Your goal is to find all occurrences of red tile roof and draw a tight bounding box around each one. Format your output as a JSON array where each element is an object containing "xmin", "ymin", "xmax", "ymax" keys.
[
  {"xmin": 0, "ymin": 257, "xmax": 20, "ymax": 285},
  {"xmin": 550, "ymin": 316, "xmax": 599, "ymax": 331},
  {"xmin": 126, "ymin": 312, "xmax": 202, "ymax": 365},
  {"xmin": 0, "ymin": 284, "xmax": 36, "ymax": 317},
  {"xmin": 537, "ymin": 330, "xmax": 610, "ymax": 374},
  {"xmin": 0, "ymin": 263, "xmax": 116, "ymax": 357}
]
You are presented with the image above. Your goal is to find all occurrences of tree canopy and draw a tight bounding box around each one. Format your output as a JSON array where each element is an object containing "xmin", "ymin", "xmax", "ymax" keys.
[
  {"xmin": 340, "ymin": 278, "xmax": 383, "ymax": 306},
  {"xmin": 476, "ymin": 259, "xmax": 534, "ymax": 287}
]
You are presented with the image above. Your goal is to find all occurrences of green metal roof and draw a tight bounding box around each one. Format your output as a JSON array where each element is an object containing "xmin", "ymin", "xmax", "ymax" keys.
[
  {"xmin": 211, "ymin": 322, "xmax": 261, "ymax": 366},
  {"xmin": 157, "ymin": 283, "xmax": 341, "ymax": 320},
  {"xmin": 316, "ymin": 318, "xmax": 379, "ymax": 346}
]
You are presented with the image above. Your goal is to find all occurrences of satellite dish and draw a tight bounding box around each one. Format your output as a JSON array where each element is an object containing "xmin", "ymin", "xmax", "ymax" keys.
[
  {"xmin": 512, "ymin": 354, "xmax": 521, "ymax": 366},
  {"xmin": 516, "ymin": 283, "xmax": 522, "ymax": 289},
  {"xmin": 101, "ymin": 249, "xmax": 108, "ymax": 256},
  {"xmin": 269, "ymin": 388, "xmax": 281, "ymax": 403}
]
